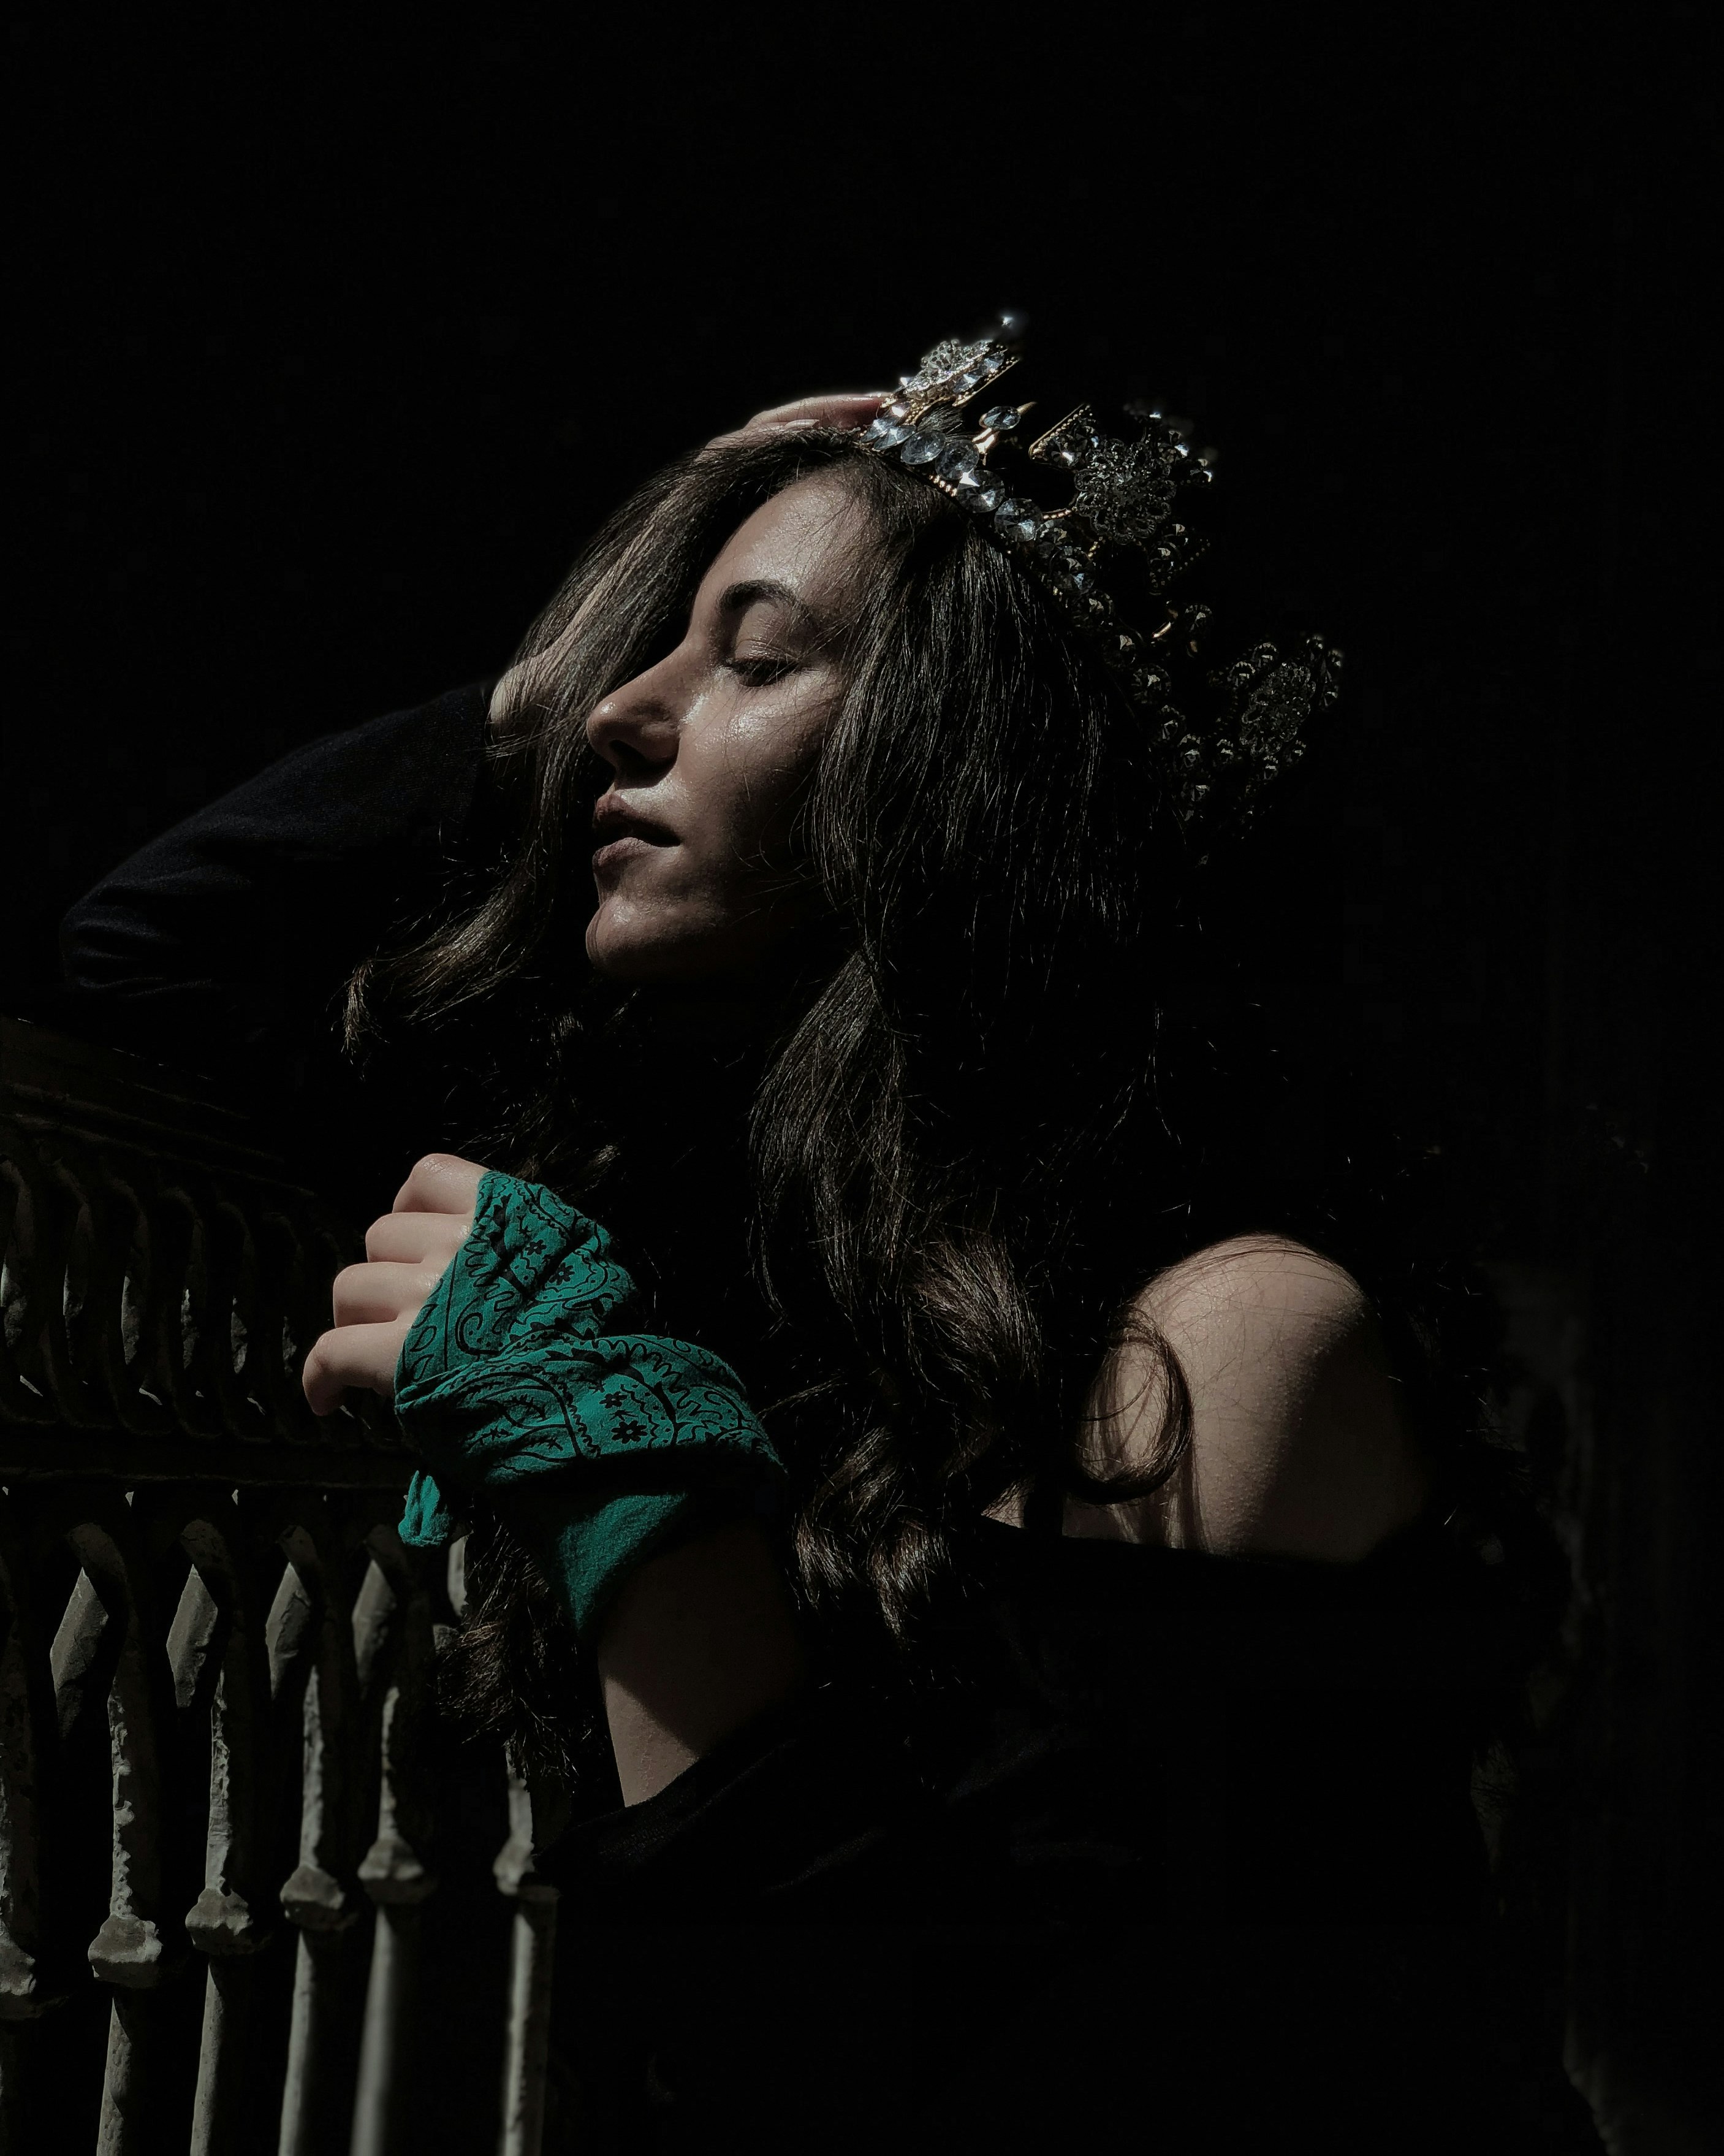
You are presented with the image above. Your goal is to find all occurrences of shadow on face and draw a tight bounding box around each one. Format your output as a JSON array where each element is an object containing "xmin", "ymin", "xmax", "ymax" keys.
[{"xmin": 583, "ymin": 473, "xmax": 875, "ymax": 985}]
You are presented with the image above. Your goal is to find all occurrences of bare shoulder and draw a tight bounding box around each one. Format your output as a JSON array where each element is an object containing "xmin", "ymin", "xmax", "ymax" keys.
[
  {"xmin": 1069, "ymin": 1235, "xmax": 1434, "ymax": 1562},
  {"xmin": 1139, "ymin": 1233, "xmax": 1378, "ymax": 1340}
]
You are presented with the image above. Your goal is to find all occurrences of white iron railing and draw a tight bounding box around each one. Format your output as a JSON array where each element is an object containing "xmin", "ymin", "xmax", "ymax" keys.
[{"xmin": 0, "ymin": 1019, "xmax": 559, "ymax": 2155}]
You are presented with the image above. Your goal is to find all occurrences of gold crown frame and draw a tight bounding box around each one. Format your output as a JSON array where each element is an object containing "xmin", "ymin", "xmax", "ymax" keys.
[{"xmin": 859, "ymin": 321, "xmax": 1343, "ymax": 836}]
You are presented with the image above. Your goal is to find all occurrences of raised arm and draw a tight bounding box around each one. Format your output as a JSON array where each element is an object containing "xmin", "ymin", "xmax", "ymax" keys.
[
  {"xmin": 57, "ymin": 680, "xmax": 499, "ymax": 1081},
  {"xmin": 304, "ymin": 1152, "xmax": 810, "ymax": 1807}
]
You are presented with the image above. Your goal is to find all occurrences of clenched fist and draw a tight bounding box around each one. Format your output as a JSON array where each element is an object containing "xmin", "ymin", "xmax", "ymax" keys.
[{"xmin": 302, "ymin": 1153, "xmax": 488, "ymax": 1417}]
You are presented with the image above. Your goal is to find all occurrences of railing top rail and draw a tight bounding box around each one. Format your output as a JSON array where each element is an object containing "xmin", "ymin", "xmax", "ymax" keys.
[
  {"xmin": 1, "ymin": 1018, "xmax": 399, "ymax": 1468},
  {"xmin": 0, "ymin": 1018, "xmax": 312, "ymax": 1186}
]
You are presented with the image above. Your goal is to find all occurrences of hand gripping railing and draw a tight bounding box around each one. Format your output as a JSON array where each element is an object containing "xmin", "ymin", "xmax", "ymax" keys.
[{"xmin": 0, "ymin": 1021, "xmax": 563, "ymax": 2156}]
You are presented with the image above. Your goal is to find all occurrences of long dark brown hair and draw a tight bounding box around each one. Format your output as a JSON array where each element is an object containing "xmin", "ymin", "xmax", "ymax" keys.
[{"xmin": 348, "ymin": 425, "xmax": 1552, "ymax": 1781}]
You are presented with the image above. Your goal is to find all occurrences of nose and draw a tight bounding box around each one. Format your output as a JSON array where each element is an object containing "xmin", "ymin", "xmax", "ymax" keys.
[{"xmin": 586, "ymin": 649, "xmax": 685, "ymax": 773}]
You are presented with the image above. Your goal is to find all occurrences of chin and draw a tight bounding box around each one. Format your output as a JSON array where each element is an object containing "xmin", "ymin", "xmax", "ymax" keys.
[
  {"xmin": 585, "ymin": 933, "xmax": 679, "ymax": 982},
  {"xmin": 585, "ymin": 908, "xmax": 738, "ymax": 984}
]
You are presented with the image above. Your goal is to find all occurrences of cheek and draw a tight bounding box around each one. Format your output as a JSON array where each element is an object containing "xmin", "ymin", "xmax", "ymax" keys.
[{"xmin": 686, "ymin": 707, "xmax": 829, "ymax": 857}]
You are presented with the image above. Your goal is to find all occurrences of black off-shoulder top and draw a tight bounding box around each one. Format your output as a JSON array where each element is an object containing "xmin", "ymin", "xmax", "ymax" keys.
[{"xmin": 536, "ymin": 1503, "xmax": 1603, "ymax": 2156}]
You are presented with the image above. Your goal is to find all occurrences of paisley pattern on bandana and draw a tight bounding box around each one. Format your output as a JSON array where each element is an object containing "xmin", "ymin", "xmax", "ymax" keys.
[{"xmin": 391, "ymin": 1171, "xmax": 783, "ymax": 1636}]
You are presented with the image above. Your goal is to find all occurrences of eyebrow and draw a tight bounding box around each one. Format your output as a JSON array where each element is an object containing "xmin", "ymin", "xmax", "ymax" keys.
[{"xmin": 715, "ymin": 578, "xmax": 830, "ymax": 638}]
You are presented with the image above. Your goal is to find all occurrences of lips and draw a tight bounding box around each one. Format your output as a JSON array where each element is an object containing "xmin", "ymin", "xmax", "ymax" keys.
[{"xmin": 591, "ymin": 796, "xmax": 675, "ymax": 874}]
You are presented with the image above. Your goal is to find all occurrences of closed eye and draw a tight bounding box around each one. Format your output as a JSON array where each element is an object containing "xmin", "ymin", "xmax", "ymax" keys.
[{"xmin": 726, "ymin": 656, "xmax": 798, "ymax": 687}]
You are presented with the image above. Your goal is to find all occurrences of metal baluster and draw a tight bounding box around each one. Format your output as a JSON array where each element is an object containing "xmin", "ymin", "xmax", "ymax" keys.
[
  {"xmin": 41, "ymin": 1168, "xmax": 108, "ymax": 1434},
  {"xmin": 0, "ymin": 1491, "xmax": 68, "ymax": 2155},
  {"xmin": 275, "ymin": 1519, "xmax": 365, "ymax": 2156},
  {"xmin": 495, "ymin": 1775, "xmax": 561, "ymax": 2156},
  {"xmin": 0, "ymin": 1499, "xmax": 53, "ymax": 2021},
  {"xmin": 179, "ymin": 1511, "xmax": 272, "ymax": 2156},
  {"xmin": 277, "ymin": 1663, "xmax": 360, "ymax": 2156},
  {"xmin": 71, "ymin": 1518, "xmax": 178, "ymax": 2156},
  {"xmin": 0, "ymin": 2026, "xmax": 26, "ymax": 2156},
  {"xmin": 0, "ymin": 1152, "xmax": 57, "ymax": 1430},
  {"xmin": 348, "ymin": 1547, "xmax": 436, "ymax": 2156}
]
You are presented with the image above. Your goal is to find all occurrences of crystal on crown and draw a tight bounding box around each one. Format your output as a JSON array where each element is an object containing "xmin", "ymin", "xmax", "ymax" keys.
[{"xmin": 856, "ymin": 317, "xmax": 1343, "ymax": 837}]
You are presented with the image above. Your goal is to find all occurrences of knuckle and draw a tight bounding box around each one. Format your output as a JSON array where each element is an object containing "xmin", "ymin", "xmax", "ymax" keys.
[{"xmin": 396, "ymin": 1153, "xmax": 485, "ymax": 1215}]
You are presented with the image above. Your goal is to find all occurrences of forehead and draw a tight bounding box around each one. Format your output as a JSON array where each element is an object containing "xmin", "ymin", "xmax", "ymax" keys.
[{"xmin": 695, "ymin": 472, "xmax": 871, "ymax": 615}]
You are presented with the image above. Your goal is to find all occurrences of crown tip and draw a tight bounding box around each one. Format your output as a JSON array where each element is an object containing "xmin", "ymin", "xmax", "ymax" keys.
[{"xmin": 975, "ymin": 306, "xmax": 1029, "ymax": 346}]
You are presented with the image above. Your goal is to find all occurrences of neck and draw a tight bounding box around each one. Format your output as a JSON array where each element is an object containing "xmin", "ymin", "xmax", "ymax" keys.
[
  {"xmin": 628, "ymin": 922, "xmax": 844, "ymax": 1056},
  {"xmin": 631, "ymin": 978, "xmax": 782, "ymax": 1053}
]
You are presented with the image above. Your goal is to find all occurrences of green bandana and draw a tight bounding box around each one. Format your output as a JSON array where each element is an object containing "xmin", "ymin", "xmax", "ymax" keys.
[{"xmin": 392, "ymin": 1172, "xmax": 783, "ymax": 1639}]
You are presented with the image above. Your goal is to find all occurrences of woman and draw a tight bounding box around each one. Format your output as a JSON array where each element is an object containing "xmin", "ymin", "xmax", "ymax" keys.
[{"xmin": 64, "ymin": 329, "xmax": 1598, "ymax": 2150}]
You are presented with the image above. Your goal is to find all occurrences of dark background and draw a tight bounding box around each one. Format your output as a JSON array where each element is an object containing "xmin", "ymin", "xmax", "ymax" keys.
[{"xmin": 7, "ymin": 0, "xmax": 1719, "ymax": 2138}]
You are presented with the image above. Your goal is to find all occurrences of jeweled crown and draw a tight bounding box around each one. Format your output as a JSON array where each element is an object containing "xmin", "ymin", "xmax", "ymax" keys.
[{"xmin": 860, "ymin": 319, "xmax": 1342, "ymax": 839}]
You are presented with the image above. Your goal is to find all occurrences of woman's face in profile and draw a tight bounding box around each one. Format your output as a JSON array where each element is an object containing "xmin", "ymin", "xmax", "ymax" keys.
[{"xmin": 584, "ymin": 472, "xmax": 867, "ymax": 982}]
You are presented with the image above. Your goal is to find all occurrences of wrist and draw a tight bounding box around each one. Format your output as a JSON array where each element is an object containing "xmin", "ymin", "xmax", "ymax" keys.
[
  {"xmin": 591, "ymin": 1512, "xmax": 809, "ymax": 1806},
  {"xmin": 495, "ymin": 1472, "xmax": 786, "ymax": 1642}
]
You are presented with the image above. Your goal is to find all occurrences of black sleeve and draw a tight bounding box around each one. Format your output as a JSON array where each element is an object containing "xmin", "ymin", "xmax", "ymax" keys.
[
  {"xmin": 57, "ymin": 681, "xmax": 497, "ymax": 1085},
  {"xmin": 528, "ymin": 1529, "xmax": 1604, "ymax": 2156},
  {"xmin": 535, "ymin": 1676, "xmax": 1599, "ymax": 2156},
  {"xmin": 535, "ymin": 1686, "xmax": 1142, "ymax": 2156}
]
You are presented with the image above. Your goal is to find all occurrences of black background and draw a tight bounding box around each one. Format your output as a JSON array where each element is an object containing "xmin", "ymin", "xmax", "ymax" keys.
[
  {"xmin": 6, "ymin": 0, "xmax": 1720, "ymax": 2133},
  {"xmin": 7, "ymin": 2, "xmax": 1717, "ymax": 1250}
]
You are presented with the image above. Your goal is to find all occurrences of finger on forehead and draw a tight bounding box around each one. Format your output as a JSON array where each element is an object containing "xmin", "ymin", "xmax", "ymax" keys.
[
  {"xmin": 748, "ymin": 392, "xmax": 889, "ymax": 430},
  {"xmin": 391, "ymin": 1154, "xmax": 486, "ymax": 1217}
]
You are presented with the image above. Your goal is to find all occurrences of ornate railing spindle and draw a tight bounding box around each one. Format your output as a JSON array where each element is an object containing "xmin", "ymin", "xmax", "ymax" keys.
[{"xmin": 0, "ymin": 1021, "xmax": 550, "ymax": 2155}]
